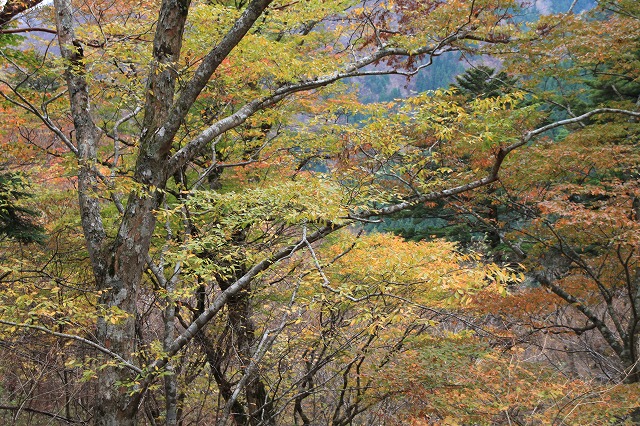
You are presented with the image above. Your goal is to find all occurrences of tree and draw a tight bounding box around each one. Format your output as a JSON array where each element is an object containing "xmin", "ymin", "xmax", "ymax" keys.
[
  {"xmin": 452, "ymin": 65, "xmax": 517, "ymax": 99},
  {"xmin": 0, "ymin": 1, "xmax": 46, "ymax": 29},
  {"xmin": 0, "ymin": 170, "xmax": 44, "ymax": 243},
  {"xmin": 0, "ymin": 0, "xmax": 639, "ymax": 425},
  {"xmin": 437, "ymin": 1, "xmax": 640, "ymax": 421},
  {"xmin": 495, "ymin": 0, "xmax": 640, "ymax": 384}
]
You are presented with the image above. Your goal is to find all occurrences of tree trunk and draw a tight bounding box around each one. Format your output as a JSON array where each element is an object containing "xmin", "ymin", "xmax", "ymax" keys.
[
  {"xmin": 92, "ymin": 0, "xmax": 192, "ymax": 421},
  {"xmin": 95, "ymin": 193, "xmax": 164, "ymax": 426},
  {"xmin": 226, "ymin": 288, "xmax": 275, "ymax": 426}
]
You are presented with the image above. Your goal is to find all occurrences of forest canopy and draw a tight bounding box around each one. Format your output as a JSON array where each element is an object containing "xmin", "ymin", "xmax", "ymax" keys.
[{"xmin": 0, "ymin": 0, "xmax": 639, "ymax": 425}]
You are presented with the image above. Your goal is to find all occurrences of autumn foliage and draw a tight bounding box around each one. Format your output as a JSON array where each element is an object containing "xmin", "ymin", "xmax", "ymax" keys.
[{"xmin": 0, "ymin": 0, "xmax": 639, "ymax": 425}]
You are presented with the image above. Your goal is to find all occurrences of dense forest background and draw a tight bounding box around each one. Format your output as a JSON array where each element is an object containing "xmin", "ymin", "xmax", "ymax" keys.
[{"xmin": 0, "ymin": 0, "xmax": 639, "ymax": 425}]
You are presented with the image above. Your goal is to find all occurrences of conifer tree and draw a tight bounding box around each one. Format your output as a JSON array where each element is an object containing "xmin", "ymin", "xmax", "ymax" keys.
[{"xmin": 452, "ymin": 65, "xmax": 517, "ymax": 99}]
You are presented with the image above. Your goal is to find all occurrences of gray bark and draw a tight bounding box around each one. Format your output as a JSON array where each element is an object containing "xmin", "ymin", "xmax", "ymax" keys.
[
  {"xmin": 77, "ymin": 1, "xmax": 273, "ymax": 423},
  {"xmin": 48, "ymin": 0, "xmax": 640, "ymax": 421}
]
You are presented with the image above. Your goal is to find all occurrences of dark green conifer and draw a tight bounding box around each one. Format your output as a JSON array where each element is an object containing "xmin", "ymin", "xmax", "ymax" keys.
[
  {"xmin": 0, "ymin": 171, "xmax": 45, "ymax": 243},
  {"xmin": 452, "ymin": 65, "xmax": 517, "ymax": 99}
]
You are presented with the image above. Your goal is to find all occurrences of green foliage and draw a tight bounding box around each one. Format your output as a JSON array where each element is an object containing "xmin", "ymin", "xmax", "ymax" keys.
[
  {"xmin": 451, "ymin": 65, "xmax": 518, "ymax": 99},
  {"xmin": 588, "ymin": 49, "xmax": 640, "ymax": 106},
  {"xmin": 1, "ymin": 0, "xmax": 639, "ymax": 425},
  {"xmin": 0, "ymin": 171, "xmax": 44, "ymax": 244}
]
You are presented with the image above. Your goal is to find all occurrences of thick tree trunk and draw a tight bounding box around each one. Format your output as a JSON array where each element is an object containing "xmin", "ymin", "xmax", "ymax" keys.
[
  {"xmin": 95, "ymin": 193, "xmax": 163, "ymax": 426},
  {"xmin": 52, "ymin": 1, "xmax": 134, "ymax": 423},
  {"xmin": 92, "ymin": 0, "xmax": 192, "ymax": 422},
  {"xmin": 49, "ymin": 0, "xmax": 500, "ymax": 423}
]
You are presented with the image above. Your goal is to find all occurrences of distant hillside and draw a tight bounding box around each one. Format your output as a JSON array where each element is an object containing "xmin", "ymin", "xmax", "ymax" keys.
[
  {"xmin": 354, "ymin": 0, "xmax": 597, "ymax": 102},
  {"xmin": 354, "ymin": 52, "xmax": 465, "ymax": 103}
]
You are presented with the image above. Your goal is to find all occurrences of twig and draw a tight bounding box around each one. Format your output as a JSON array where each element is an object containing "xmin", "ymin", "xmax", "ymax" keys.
[{"xmin": 0, "ymin": 319, "xmax": 142, "ymax": 374}]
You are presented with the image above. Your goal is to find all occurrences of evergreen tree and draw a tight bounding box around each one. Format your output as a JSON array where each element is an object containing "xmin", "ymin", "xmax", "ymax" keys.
[
  {"xmin": 452, "ymin": 65, "xmax": 517, "ymax": 99},
  {"xmin": 0, "ymin": 171, "xmax": 44, "ymax": 244},
  {"xmin": 588, "ymin": 50, "xmax": 640, "ymax": 105}
]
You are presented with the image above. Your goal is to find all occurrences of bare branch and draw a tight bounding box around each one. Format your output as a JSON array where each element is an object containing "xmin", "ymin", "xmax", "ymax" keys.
[
  {"xmin": 0, "ymin": 26, "xmax": 57, "ymax": 34},
  {"xmin": 0, "ymin": 320, "xmax": 142, "ymax": 374},
  {"xmin": 533, "ymin": 273, "xmax": 626, "ymax": 358},
  {"xmin": 0, "ymin": 82, "xmax": 77, "ymax": 155},
  {"xmin": 168, "ymin": 30, "xmax": 475, "ymax": 173},
  {"xmin": 0, "ymin": 405, "xmax": 82, "ymax": 423}
]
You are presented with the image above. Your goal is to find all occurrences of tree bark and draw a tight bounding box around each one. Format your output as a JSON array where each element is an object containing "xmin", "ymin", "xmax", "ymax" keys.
[
  {"xmin": 226, "ymin": 288, "xmax": 275, "ymax": 426},
  {"xmin": 0, "ymin": 0, "xmax": 45, "ymax": 27},
  {"xmin": 46, "ymin": 0, "xmax": 640, "ymax": 421}
]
